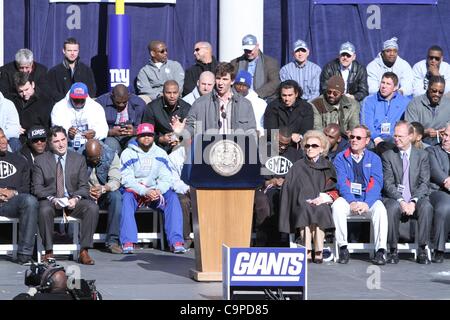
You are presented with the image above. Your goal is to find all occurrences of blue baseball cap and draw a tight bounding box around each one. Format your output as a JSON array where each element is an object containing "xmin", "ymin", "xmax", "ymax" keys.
[
  {"xmin": 242, "ymin": 34, "xmax": 257, "ymax": 51},
  {"xmin": 339, "ymin": 41, "xmax": 356, "ymax": 55},
  {"xmin": 235, "ymin": 70, "xmax": 252, "ymax": 88},
  {"xmin": 69, "ymin": 82, "xmax": 88, "ymax": 99},
  {"xmin": 293, "ymin": 39, "xmax": 308, "ymax": 52}
]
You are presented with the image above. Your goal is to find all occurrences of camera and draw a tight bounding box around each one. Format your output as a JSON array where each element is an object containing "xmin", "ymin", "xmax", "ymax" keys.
[
  {"xmin": 24, "ymin": 259, "xmax": 58, "ymax": 287},
  {"xmin": 23, "ymin": 259, "xmax": 102, "ymax": 300}
]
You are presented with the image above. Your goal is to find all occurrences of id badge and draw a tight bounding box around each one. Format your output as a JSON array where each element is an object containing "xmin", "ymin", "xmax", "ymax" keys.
[
  {"xmin": 381, "ymin": 122, "xmax": 391, "ymax": 135},
  {"xmin": 74, "ymin": 133, "xmax": 82, "ymax": 148},
  {"xmin": 351, "ymin": 183, "xmax": 362, "ymax": 196},
  {"xmin": 397, "ymin": 184, "xmax": 405, "ymax": 193}
]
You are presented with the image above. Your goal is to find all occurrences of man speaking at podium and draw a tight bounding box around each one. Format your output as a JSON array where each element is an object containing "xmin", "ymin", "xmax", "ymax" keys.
[{"xmin": 186, "ymin": 62, "xmax": 257, "ymax": 136}]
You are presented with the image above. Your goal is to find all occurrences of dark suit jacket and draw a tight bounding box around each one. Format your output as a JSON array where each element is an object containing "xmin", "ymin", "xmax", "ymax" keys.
[
  {"xmin": 32, "ymin": 150, "xmax": 90, "ymax": 200},
  {"xmin": 381, "ymin": 146, "xmax": 430, "ymax": 201},
  {"xmin": 427, "ymin": 145, "xmax": 450, "ymax": 191}
]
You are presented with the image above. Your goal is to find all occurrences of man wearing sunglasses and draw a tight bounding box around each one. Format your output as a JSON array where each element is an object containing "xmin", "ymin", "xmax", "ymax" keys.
[
  {"xmin": 182, "ymin": 42, "xmax": 218, "ymax": 97},
  {"xmin": 311, "ymin": 75, "xmax": 360, "ymax": 138},
  {"xmin": 405, "ymin": 75, "xmax": 450, "ymax": 146},
  {"xmin": 137, "ymin": 40, "xmax": 185, "ymax": 102},
  {"xmin": 367, "ymin": 37, "xmax": 413, "ymax": 97},
  {"xmin": 18, "ymin": 125, "xmax": 48, "ymax": 167},
  {"xmin": 412, "ymin": 45, "xmax": 450, "ymax": 97},
  {"xmin": 332, "ymin": 125, "xmax": 388, "ymax": 265},
  {"xmin": 320, "ymin": 41, "xmax": 368, "ymax": 102},
  {"xmin": 51, "ymin": 82, "xmax": 108, "ymax": 152}
]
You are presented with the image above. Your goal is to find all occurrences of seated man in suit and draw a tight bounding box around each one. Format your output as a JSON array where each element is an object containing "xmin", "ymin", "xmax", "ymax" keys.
[
  {"xmin": 426, "ymin": 122, "xmax": 450, "ymax": 263},
  {"xmin": 382, "ymin": 120, "xmax": 433, "ymax": 264},
  {"xmin": 332, "ymin": 125, "xmax": 388, "ymax": 265},
  {"xmin": 32, "ymin": 126, "xmax": 99, "ymax": 265}
]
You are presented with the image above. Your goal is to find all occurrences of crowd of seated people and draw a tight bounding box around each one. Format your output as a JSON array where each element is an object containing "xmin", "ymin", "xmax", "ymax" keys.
[{"xmin": 0, "ymin": 34, "xmax": 450, "ymax": 268}]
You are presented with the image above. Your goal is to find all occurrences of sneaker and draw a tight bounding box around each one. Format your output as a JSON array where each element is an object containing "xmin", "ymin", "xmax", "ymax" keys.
[
  {"xmin": 172, "ymin": 242, "xmax": 188, "ymax": 254},
  {"xmin": 337, "ymin": 247, "xmax": 350, "ymax": 264},
  {"xmin": 432, "ymin": 250, "xmax": 444, "ymax": 263},
  {"xmin": 386, "ymin": 249, "xmax": 399, "ymax": 264},
  {"xmin": 122, "ymin": 242, "xmax": 134, "ymax": 254},
  {"xmin": 15, "ymin": 253, "xmax": 33, "ymax": 265},
  {"xmin": 323, "ymin": 247, "xmax": 334, "ymax": 262},
  {"xmin": 107, "ymin": 243, "xmax": 124, "ymax": 254},
  {"xmin": 372, "ymin": 250, "xmax": 386, "ymax": 265}
]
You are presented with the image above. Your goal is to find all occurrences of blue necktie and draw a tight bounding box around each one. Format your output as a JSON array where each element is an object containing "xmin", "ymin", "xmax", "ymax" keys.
[{"xmin": 402, "ymin": 152, "xmax": 411, "ymax": 202}]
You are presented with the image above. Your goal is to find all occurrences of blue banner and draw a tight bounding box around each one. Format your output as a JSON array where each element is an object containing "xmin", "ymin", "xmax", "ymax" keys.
[{"xmin": 314, "ymin": 0, "xmax": 437, "ymax": 4}]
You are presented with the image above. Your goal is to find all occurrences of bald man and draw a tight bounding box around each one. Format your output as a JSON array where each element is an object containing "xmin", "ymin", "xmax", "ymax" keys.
[
  {"xmin": 323, "ymin": 123, "xmax": 349, "ymax": 161},
  {"xmin": 83, "ymin": 139, "xmax": 123, "ymax": 254},
  {"xmin": 183, "ymin": 41, "xmax": 218, "ymax": 96},
  {"xmin": 182, "ymin": 71, "xmax": 215, "ymax": 105},
  {"xmin": 137, "ymin": 40, "xmax": 185, "ymax": 101},
  {"xmin": 95, "ymin": 84, "xmax": 146, "ymax": 155}
]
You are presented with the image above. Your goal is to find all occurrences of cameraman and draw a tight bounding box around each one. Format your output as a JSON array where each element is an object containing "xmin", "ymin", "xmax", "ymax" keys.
[{"xmin": 13, "ymin": 263, "xmax": 73, "ymax": 300}]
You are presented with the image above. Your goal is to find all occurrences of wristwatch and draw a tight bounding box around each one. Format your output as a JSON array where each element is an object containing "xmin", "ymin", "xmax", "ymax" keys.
[
  {"xmin": 101, "ymin": 186, "xmax": 107, "ymax": 194},
  {"xmin": 13, "ymin": 190, "xmax": 18, "ymax": 196}
]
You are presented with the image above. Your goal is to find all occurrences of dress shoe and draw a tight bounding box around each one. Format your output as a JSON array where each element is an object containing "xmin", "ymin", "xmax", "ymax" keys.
[
  {"xmin": 386, "ymin": 251, "xmax": 399, "ymax": 264},
  {"xmin": 314, "ymin": 251, "xmax": 323, "ymax": 264},
  {"xmin": 79, "ymin": 249, "xmax": 95, "ymax": 265},
  {"xmin": 337, "ymin": 247, "xmax": 350, "ymax": 264},
  {"xmin": 15, "ymin": 253, "xmax": 33, "ymax": 265},
  {"xmin": 432, "ymin": 250, "xmax": 444, "ymax": 263},
  {"xmin": 372, "ymin": 250, "xmax": 386, "ymax": 265},
  {"xmin": 416, "ymin": 251, "xmax": 431, "ymax": 265},
  {"xmin": 42, "ymin": 251, "xmax": 54, "ymax": 263}
]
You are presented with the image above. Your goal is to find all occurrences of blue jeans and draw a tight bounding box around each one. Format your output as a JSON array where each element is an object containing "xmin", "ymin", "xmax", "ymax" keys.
[
  {"xmin": 0, "ymin": 194, "xmax": 38, "ymax": 255},
  {"xmin": 120, "ymin": 189, "xmax": 184, "ymax": 246},
  {"xmin": 98, "ymin": 190, "xmax": 122, "ymax": 245}
]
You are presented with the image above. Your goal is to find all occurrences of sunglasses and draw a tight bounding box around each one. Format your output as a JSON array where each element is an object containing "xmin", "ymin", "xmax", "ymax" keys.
[
  {"xmin": 340, "ymin": 53, "xmax": 352, "ymax": 58},
  {"xmin": 350, "ymin": 135, "xmax": 367, "ymax": 140},
  {"xmin": 305, "ymin": 144, "xmax": 320, "ymax": 149},
  {"xmin": 158, "ymin": 49, "xmax": 168, "ymax": 53},
  {"xmin": 430, "ymin": 88, "xmax": 444, "ymax": 94},
  {"xmin": 327, "ymin": 89, "xmax": 341, "ymax": 97},
  {"xmin": 428, "ymin": 56, "xmax": 441, "ymax": 61},
  {"xmin": 31, "ymin": 138, "xmax": 46, "ymax": 143}
]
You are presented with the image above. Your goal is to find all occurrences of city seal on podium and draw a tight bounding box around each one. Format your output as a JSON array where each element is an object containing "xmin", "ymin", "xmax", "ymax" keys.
[{"xmin": 209, "ymin": 139, "xmax": 244, "ymax": 177}]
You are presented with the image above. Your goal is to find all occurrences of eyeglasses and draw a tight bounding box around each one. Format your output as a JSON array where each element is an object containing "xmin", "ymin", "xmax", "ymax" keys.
[
  {"xmin": 305, "ymin": 144, "xmax": 320, "ymax": 149},
  {"xmin": 295, "ymin": 48, "xmax": 307, "ymax": 53},
  {"xmin": 428, "ymin": 56, "xmax": 441, "ymax": 61},
  {"xmin": 350, "ymin": 135, "xmax": 367, "ymax": 140},
  {"xmin": 31, "ymin": 138, "xmax": 46, "ymax": 143},
  {"xmin": 327, "ymin": 89, "xmax": 341, "ymax": 97},
  {"xmin": 430, "ymin": 88, "xmax": 444, "ymax": 94},
  {"xmin": 194, "ymin": 47, "xmax": 207, "ymax": 52}
]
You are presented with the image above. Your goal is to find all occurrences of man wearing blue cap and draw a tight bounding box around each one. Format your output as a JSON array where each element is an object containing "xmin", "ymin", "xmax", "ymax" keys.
[
  {"xmin": 367, "ymin": 37, "xmax": 414, "ymax": 96},
  {"xmin": 51, "ymin": 82, "xmax": 108, "ymax": 151},
  {"xmin": 280, "ymin": 39, "xmax": 321, "ymax": 101},
  {"xmin": 320, "ymin": 41, "xmax": 368, "ymax": 102},
  {"xmin": 234, "ymin": 70, "xmax": 267, "ymax": 136},
  {"xmin": 231, "ymin": 34, "xmax": 280, "ymax": 102}
]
